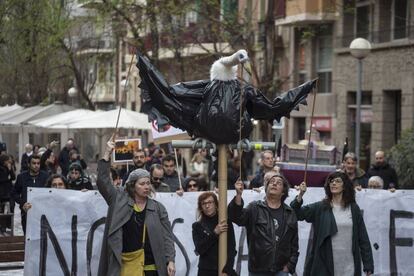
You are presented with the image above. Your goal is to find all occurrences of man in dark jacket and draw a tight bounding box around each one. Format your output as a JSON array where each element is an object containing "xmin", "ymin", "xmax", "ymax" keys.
[
  {"xmin": 162, "ymin": 154, "xmax": 184, "ymax": 192},
  {"xmin": 367, "ymin": 150, "xmax": 398, "ymax": 189},
  {"xmin": 58, "ymin": 138, "xmax": 77, "ymax": 177},
  {"xmin": 229, "ymin": 173, "xmax": 299, "ymax": 275},
  {"xmin": 122, "ymin": 149, "xmax": 148, "ymax": 185},
  {"xmin": 11, "ymin": 155, "xmax": 48, "ymax": 234},
  {"xmin": 250, "ymin": 150, "xmax": 275, "ymax": 188}
]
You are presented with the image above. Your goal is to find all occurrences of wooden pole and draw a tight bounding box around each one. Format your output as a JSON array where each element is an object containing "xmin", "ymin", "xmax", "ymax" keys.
[
  {"xmin": 218, "ymin": 144, "xmax": 227, "ymax": 275},
  {"xmin": 304, "ymin": 86, "xmax": 318, "ymax": 184}
]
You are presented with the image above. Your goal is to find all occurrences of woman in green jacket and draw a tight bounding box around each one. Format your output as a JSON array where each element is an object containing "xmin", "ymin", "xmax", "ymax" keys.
[{"xmin": 291, "ymin": 171, "xmax": 374, "ymax": 276}]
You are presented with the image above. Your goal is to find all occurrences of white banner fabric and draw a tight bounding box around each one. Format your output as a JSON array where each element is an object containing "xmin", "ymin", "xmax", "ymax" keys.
[{"xmin": 24, "ymin": 188, "xmax": 414, "ymax": 276}]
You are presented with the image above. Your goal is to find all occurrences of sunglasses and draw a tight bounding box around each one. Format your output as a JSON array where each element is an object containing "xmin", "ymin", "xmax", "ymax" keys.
[
  {"xmin": 152, "ymin": 177, "xmax": 164, "ymax": 181},
  {"xmin": 188, "ymin": 183, "xmax": 198, "ymax": 188}
]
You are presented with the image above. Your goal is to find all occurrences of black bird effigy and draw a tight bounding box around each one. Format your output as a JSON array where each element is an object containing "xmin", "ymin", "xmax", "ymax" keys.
[{"xmin": 137, "ymin": 49, "xmax": 317, "ymax": 145}]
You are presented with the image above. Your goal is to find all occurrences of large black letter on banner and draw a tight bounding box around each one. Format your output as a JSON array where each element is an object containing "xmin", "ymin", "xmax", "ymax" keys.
[
  {"xmin": 171, "ymin": 218, "xmax": 191, "ymax": 276},
  {"xmin": 236, "ymin": 228, "xmax": 248, "ymax": 274},
  {"xmin": 39, "ymin": 214, "xmax": 78, "ymax": 276},
  {"xmin": 86, "ymin": 217, "xmax": 106, "ymax": 276},
  {"xmin": 389, "ymin": 210, "xmax": 413, "ymax": 276}
]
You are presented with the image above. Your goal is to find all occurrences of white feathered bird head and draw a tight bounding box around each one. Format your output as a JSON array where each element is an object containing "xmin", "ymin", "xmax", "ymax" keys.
[{"xmin": 210, "ymin": 49, "xmax": 249, "ymax": 81}]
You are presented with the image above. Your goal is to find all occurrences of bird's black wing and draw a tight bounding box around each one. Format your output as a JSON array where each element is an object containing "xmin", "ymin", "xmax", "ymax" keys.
[
  {"xmin": 245, "ymin": 79, "xmax": 317, "ymax": 122},
  {"xmin": 136, "ymin": 53, "xmax": 209, "ymax": 133}
]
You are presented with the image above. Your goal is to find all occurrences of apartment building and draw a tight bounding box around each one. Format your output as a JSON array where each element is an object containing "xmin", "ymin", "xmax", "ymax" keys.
[{"xmin": 274, "ymin": 0, "xmax": 414, "ymax": 169}]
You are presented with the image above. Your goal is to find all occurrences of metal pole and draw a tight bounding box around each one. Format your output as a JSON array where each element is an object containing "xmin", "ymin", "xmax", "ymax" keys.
[
  {"xmin": 171, "ymin": 140, "xmax": 276, "ymax": 150},
  {"xmin": 356, "ymin": 59, "xmax": 362, "ymax": 167},
  {"xmin": 217, "ymin": 144, "xmax": 227, "ymax": 275}
]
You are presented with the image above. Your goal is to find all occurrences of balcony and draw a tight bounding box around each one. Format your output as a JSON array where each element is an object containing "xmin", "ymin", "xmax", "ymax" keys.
[
  {"xmin": 275, "ymin": 0, "xmax": 336, "ymax": 26},
  {"xmin": 75, "ymin": 38, "xmax": 115, "ymax": 55},
  {"xmin": 92, "ymin": 83, "xmax": 115, "ymax": 103}
]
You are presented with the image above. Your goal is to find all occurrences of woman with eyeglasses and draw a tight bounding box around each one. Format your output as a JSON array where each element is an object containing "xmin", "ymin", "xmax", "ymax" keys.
[
  {"xmin": 192, "ymin": 192, "xmax": 237, "ymax": 276},
  {"xmin": 291, "ymin": 171, "xmax": 374, "ymax": 276}
]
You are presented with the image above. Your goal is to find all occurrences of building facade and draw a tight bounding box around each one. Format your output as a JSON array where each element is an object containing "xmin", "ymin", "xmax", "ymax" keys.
[{"xmin": 274, "ymin": 0, "xmax": 414, "ymax": 169}]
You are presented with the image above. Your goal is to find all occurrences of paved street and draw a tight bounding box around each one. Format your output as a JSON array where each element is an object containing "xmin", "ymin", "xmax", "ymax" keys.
[{"xmin": 0, "ymin": 207, "xmax": 23, "ymax": 275}]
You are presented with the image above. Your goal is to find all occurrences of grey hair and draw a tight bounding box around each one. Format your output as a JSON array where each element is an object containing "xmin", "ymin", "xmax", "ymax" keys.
[
  {"xmin": 368, "ymin": 176, "xmax": 384, "ymax": 188},
  {"xmin": 260, "ymin": 150, "xmax": 274, "ymax": 160},
  {"xmin": 343, "ymin": 152, "xmax": 357, "ymax": 162}
]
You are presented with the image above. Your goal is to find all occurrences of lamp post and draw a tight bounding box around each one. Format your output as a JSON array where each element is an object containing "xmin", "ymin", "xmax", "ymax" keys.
[
  {"xmin": 68, "ymin": 87, "xmax": 78, "ymax": 107},
  {"xmin": 349, "ymin": 38, "xmax": 371, "ymax": 167},
  {"xmin": 120, "ymin": 79, "xmax": 130, "ymax": 107}
]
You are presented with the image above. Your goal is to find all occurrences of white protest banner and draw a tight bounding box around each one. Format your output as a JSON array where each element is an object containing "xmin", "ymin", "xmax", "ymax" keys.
[
  {"xmin": 25, "ymin": 188, "xmax": 414, "ymax": 275},
  {"xmin": 25, "ymin": 189, "xmax": 107, "ymax": 276}
]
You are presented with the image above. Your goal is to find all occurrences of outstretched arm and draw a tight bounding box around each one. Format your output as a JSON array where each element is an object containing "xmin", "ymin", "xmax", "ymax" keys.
[
  {"xmin": 96, "ymin": 140, "xmax": 117, "ymax": 204},
  {"xmin": 290, "ymin": 182, "xmax": 319, "ymax": 223},
  {"xmin": 228, "ymin": 179, "xmax": 251, "ymax": 226}
]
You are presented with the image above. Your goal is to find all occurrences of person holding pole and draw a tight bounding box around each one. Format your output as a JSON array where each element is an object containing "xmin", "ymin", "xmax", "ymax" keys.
[
  {"xmin": 192, "ymin": 192, "xmax": 237, "ymax": 276},
  {"xmin": 97, "ymin": 139, "xmax": 176, "ymax": 276},
  {"xmin": 291, "ymin": 171, "xmax": 374, "ymax": 276},
  {"xmin": 228, "ymin": 173, "xmax": 299, "ymax": 275}
]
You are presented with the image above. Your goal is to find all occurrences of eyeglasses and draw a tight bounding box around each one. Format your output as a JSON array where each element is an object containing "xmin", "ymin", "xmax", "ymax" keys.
[
  {"xmin": 268, "ymin": 178, "xmax": 283, "ymax": 186},
  {"xmin": 201, "ymin": 200, "xmax": 214, "ymax": 207},
  {"xmin": 330, "ymin": 178, "xmax": 343, "ymax": 184},
  {"xmin": 152, "ymin": 177, "xmax": 164, "ymax": 182}
]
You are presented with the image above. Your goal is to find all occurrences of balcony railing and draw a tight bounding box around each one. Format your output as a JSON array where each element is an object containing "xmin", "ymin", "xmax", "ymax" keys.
[
  {"xmin": 77, "ymin": 38, "xmax": 114, "ymax": 50},
  {"xmin": 337, "ymin": 25, "xmax": 414, "ymax": 48}
]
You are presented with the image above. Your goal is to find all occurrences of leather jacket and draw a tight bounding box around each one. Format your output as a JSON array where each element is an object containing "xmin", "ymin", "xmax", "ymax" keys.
[{"xmin": 228, "ymin": 197, "xmax": 299, "ymax": 274}]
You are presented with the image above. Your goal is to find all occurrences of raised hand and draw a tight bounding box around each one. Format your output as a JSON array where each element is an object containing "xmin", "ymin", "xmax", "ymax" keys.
[
  {"xmin": 234, "ymin": 179, "xmax": 244, "ymax": 196},
  {"xmin": 103, "ymin": 138, "xmax": 116, "ymax": 161},
  {"xmin": 297, "ymin": 182, "xmax": 307, "ymax": 202}
]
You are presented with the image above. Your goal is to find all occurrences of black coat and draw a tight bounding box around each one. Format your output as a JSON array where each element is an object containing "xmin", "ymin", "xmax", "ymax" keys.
[
  {"xmin": 367, "ymin": 163, "xmax": 398, "ymax": 189},
  {"xmin": 192, "ymin": 214, "xmax": 237, "ymax": 275},
  {"xmin": 11, "ymin": 170, "xmax": 48, "ymax": 206},
  {"xmin": 0, "ymin": 165, "xmax": 15, "ymax": 201},
  {"xmin": 228, "ymin": 197, "xmax": 299, "ymax": 274},
  {"xmin": 58, "ymin": 146, "xmax": 79, "ymax": 176},
  {"xmin": 20, "ymin": 153, "xmax": 30, "ymax": 172},
  {"xmin": 290, "ymin": 198, "xmax": 374, "ymax": 276},
  {"xmin": 250, "ymin": 169, "xmax": 265, "ymax": 188}
]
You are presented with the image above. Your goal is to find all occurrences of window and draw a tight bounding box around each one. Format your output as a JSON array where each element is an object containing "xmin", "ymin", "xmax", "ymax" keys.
[
  {"xmin": 355, "ymin": 1, "xmax": 371, "ymax": 39},
  {"xmin": 316, "ymin": 25, "xmax": 333, "ymax": 93},
  {"xmin": 393, "ymin": 0, "xmax": 408, "ymax": 39},
  {"xmin": 274, "ymin": 0, "xmax": 286, "ymax": 19},
  {"xmin": 295, "ymin": 117, "xmax": 306, "ymax": 142}
]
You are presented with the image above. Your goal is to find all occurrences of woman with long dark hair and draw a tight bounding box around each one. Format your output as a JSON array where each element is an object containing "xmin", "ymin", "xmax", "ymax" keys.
[
  {"xmin": 192, "ymin": 192, "xmax": 237, "ymax": 276},
  {"xmin": 291, "ymin": 171, "xmax": 374, "ymax": 276},
  {"xmin": 0, "ymin": 154, "xmax": 15, "ymax": 215},
  {"xmin": 97, "ymin": 140, "xmax": 176, "ymax": 276}
]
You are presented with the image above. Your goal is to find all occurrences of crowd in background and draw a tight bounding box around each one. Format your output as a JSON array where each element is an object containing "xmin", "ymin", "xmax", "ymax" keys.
[{"xmin": 0, "ymin": 137, "xmax": 400, "ymax": 236}]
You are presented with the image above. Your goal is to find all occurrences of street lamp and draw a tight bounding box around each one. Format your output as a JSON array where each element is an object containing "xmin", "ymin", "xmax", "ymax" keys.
[
  {"xmin": 68, "ymin": 87, "xmax": 78, "ymax": 106},
  {"xmin": 350, "ymin": 38, "xmax": 371, "ymax": 167},
  {"xmin": 119, "ymin": 79, "xmax": 130, "ymax": 107}
]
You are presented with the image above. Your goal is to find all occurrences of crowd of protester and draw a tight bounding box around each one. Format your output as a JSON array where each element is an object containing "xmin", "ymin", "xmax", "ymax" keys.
[{"xmin": 0, "ymin": 135, "xmax": 403, "ymax": 275}]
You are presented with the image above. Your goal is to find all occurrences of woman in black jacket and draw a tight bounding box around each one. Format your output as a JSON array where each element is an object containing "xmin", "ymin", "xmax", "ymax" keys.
[
  {"xmin": 0, "ymin": 155, "xmax": 15, "ymax": 214},
  {"xmin": 192, "ymin": 192, "xmax": 237, "ymax": 276},
  {"xmin": 291, "ymin": 171, "xmax": 374, "ymax": 276}
]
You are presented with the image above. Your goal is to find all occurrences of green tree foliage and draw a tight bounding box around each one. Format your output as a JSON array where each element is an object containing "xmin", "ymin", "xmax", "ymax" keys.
[
  {"xmin": 0, "ymin": 0, "xmax": 72, "ymax": 105},
  {"xmin": 388, "ymin": 129, "xmax": 414, "ymax": 189}
]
